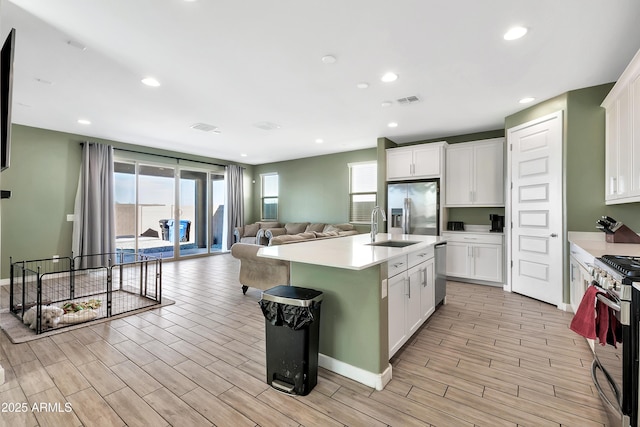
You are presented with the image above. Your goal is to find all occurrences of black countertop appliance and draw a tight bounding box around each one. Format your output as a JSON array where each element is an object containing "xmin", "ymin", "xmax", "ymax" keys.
[{"xmin": 490, "ymin": 214, "xmax": 504, "ymax": 232}]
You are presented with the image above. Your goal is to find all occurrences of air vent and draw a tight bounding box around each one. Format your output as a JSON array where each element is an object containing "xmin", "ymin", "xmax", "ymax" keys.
[
  {"xmin": 253, "ymin": 121, "xmax": 282, "ymax": 131},
  {"xmin": 190, "ymin": 123, "xmax": 221, "ymax": 133},
  {"xmin": 397, "ymin": 95, "xmax": 421, "ymax": 105}
]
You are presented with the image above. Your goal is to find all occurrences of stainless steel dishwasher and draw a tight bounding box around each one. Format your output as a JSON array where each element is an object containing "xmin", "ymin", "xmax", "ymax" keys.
[{"xmin": 434, "ymin": 242, "xmax": 447, "ymax": 306}]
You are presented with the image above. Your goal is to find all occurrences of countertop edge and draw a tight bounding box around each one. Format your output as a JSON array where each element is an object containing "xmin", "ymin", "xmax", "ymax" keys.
[
  {"xmin": 258, "ymin": 233, "xmax": 446, "ymax": 271},
  {"xmin": 569, "ymin": 231, "xmax": 640, "ymax": 258}
]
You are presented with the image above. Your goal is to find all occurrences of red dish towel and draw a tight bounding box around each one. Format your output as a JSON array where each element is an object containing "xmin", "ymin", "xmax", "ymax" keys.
[
  {"xmin": 570, "ymin": 285, "xmax": 602, "ymax": 339},
  {"xmin": 595, "ymin": 295, "xmax": 609, "ymax": 345},
  {"xmin": 596, "ymin": 295, "xmax": 621, "ymax": 348}
]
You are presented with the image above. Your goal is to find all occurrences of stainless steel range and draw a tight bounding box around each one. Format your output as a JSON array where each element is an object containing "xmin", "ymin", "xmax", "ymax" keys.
[{"xmin": 590, "ymin": 255, "xmax": 640, "ymax": 427}]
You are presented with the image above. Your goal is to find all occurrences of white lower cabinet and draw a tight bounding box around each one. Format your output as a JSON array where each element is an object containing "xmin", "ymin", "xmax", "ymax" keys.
[
  {"xmin": 388, "ymin": 251, "xmax": 435, "ymax": 358},
  {"xmin": 569, "ymin": 243, "xmax": 594, "ymax": 314},
  {"xmin": 442, "ymin": 232, "xmax": 504, "ymax": 284}
]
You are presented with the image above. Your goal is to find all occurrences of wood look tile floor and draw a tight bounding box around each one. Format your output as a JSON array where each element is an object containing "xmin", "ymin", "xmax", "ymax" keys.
[{"xmin": 0, "ymin": 254, "xmax": 609, "ymax": 426}]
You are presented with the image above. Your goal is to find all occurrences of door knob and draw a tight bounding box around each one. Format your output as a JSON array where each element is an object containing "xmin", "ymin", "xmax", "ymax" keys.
[{"xmin": 550, "ymin": 233, "xmax": 558, "ymax": 237}]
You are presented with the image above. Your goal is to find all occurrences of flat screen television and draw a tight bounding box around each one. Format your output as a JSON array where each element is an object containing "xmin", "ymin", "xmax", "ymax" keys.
[{"xmin": 1, "ymin": 28, "xmax": 16, "ymax": 171}]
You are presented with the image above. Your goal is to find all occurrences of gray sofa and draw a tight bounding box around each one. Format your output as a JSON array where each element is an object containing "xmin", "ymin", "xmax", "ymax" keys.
[
  {"xmin": 265, "ymin": 222, "xmax": 358, "ymax": 245},
  {"xmin": 230, "ymin": 243, "xmax": 290, "ymax": 294},
  {"xmin": 233, "ymin": 221, "xmax": 281, "ymax": 245}
]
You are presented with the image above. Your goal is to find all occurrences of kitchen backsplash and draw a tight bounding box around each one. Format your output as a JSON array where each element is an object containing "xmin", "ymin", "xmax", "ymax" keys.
[{"xmin": 447, "ymin": 207, "xmax": 505, "ymax": 226}]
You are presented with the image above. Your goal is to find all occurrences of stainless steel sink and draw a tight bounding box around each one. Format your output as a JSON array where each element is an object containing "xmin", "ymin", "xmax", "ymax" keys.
[{"xmin": 366, "ymin": 240, "xmax": 421, "ymax": 248}]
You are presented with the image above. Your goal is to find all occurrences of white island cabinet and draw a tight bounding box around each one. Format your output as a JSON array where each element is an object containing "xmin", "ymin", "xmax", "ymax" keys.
[
  {"xmin": 258, "ymin": 233, "xmax": 444, "ymax": 391},
  {"xmin": 387, "ymin": 246, "xmax": 435, "ymax": 358}
]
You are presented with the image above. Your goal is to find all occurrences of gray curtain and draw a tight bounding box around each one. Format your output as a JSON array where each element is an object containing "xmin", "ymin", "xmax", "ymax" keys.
[
  {"xmin": 72, "ymin": 143, "xmax": 116, "ymax": 267},
  {"xmin": 226, "ymin": 164, "xmax": 244, "ymax": 250}
]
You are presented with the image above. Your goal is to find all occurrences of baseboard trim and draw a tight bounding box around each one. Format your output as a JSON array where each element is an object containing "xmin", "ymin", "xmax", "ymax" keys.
[{"xmin": 318, "ymin": 353, "xmax": 392, "ymax": 391}]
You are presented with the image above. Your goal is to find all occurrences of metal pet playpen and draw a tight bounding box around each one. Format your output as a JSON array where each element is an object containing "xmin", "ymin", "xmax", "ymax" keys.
[{"xmin": 10, "ymin": 252, "xmax": 162, "ymax": 334}]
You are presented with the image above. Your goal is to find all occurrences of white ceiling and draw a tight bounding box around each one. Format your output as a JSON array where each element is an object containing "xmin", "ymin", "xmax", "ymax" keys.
[{"xmin": 2, "ymin": 0, "xmax": 640, "ymax": 165}]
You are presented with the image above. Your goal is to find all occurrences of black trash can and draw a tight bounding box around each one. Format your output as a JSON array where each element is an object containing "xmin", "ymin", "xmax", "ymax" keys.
[{"xmin": 259, "ymin": 285, "xmax": 323, "ymax": 396}]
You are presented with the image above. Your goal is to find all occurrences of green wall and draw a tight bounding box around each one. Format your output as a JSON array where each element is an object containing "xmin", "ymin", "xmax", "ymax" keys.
[
  {"xmin": 1, "ymin": 124, "xmax": 254, "ymax": 279},
  {"xmin": 503, "ymin": 83, "xmax": 640, "ymax": 304},
  {"xmin": 504, "ymin": 83, "xmax": 640, "ymax": 233},
  {"xmin": 252, "ymin": 148, "xmax": 377, "ymax": 229}
]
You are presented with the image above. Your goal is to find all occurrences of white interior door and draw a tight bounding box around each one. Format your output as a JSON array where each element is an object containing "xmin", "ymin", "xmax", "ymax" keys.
[{"xmin": 508, "ymin": 111, "xmax": 563, "ymax": 307}]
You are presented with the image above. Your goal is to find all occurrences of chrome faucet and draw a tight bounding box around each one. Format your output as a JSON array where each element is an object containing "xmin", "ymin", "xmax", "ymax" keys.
[{"xmin": 370, "ymin": 206, "xmax": 387, "ymax": 242}]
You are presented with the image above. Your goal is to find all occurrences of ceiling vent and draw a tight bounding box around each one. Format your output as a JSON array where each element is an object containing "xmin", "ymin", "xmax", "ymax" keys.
[
  {"xmin": 253, "ymin": 121, "xmax": 282, "ymax": 131},
  {"xmin": 190, "ymin": 123, "xmax": 220, "ymax": 133},
  {"xmin": 397, "ymin": 95, "xmax": 421, "ymax": 105}
]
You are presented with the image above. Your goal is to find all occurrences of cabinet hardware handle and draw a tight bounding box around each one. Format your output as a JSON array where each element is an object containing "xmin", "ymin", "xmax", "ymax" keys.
[
  {"xmin": 463, "ymin": 237, "xmax": 477, "ymax": 240},
  {"xmin": 406, "ymin": 278, "xmax": 410, "ymax": 298},
  {"xmin": 392, "ymin": 262, "xmax": 404, "ymax": 268}
]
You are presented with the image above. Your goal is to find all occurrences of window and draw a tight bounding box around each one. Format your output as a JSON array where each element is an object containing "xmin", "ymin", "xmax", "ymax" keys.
[
  {"xmin": 349, "ymin": 161, "xmax": 377, "ymax": 223},
  {"xmin": 114, "ymin": 159, "xmax": 227, "ymax": 259},
  {"xmin": 261, "ymin": 173, "xmax": 279, "ymax": 220}
]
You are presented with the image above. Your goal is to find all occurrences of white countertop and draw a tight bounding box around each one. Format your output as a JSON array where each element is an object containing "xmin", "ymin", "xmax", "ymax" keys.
[
  {"xmin": 442, "ymin": 224, "xmax": 504, "ymax": 235},
  {"xmin": 258, "ymin": 233, "xmax": 445, "ymax": 270},
  {"xmin": 568, "ymin": 231, "xmax": 640, "ymax": 258}
]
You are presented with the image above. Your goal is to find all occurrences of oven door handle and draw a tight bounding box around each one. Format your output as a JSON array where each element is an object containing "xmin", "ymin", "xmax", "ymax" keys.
[
  {"xmin": 591, "ymin": 359, "xmax": 622, "ymax": 413},
  {"xmin": 596, "ymin": 293, "xmax": 621, "ymax": 312}
]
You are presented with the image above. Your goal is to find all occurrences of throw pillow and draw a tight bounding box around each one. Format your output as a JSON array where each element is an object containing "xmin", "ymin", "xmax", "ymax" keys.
[
  {"xmin": 243, "ymin": 223, "xmax": 260, "ymax": 237},
  {"xmin": 332, "ymin": 223, "xmax": 355, "ymax": 231},
  {"xmin": 259, "ymin": 221, "xmax": 280, "ymax": 229},
  {"xmin": 285, "ymin": 223, "xmax": 308, "ymax": 234},
  {"xmin": 323, "ymin": 224, "xmax": 342, "ymax": 233},
  {"xmin": 305, "ymin": 223, "xmax": 325, "ymax": 233}
]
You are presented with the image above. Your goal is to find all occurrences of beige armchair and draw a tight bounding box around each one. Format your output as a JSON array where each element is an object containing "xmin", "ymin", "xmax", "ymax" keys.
[{"xmin": 230, "ymin": 243, "xmax": 290, "ymax": 294}]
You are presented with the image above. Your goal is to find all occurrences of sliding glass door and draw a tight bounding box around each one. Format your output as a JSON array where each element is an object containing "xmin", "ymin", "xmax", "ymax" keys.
[
  {"xmin": 115, "ymin": 160, "xmax": 226, "ymax": 259},
  {"xmin": 210, "ymin": 173, "xmax": 225, "ymax": 251},
  {"xmin": 179, "ymin": 169, "xmax": 206, "ymax": 257},
  {"xmin": 139, "ymin": 165, "xmax": 176, "ymax": 257}
]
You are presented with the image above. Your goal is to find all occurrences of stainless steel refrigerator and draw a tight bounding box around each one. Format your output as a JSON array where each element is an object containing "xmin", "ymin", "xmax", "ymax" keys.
[{"xmin": 387, "ymin": 180, "xmax": 439, "ymax": 235}]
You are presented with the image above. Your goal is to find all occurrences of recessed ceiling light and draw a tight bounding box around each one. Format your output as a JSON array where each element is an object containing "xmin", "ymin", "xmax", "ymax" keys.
[
  {"xmin": 35, "ymin": 78, "xmax": 53, "ymax": 85},
  {"xmin": 77, "ymin": 119, "xmax": 91, "ymax": 125},
  {"xmin": 254, "ymin": 121, "xmax": 282, "ymax": 131},
  {"xmin": 381, "ymin": 101, "xmax": 392, "ymax": 108},
  {"xmin": 321, "ymin": 55, "xmax": 336, "ymax": 64},
  {"xmin": 240, "ymin": 153, "xmax": 247, "ymax": 157},
  {"xmin": 519, "ymin": 97, "xmax": 535, "ymax": 104},
  {"xmin": 388, "ymin": 122, "xmax": 398, "ymax": 128},
  {"xmin": 315, "ymin": 138, "xmax": 324, "ymax": 144},
  {"xmin": 141, "ymin": 77, "xmax": 160, "ymax": 87},
  {"xmin": 381, "ymin": 72, "xmax": 398, "ymax": 83},
  {"xmin": 190, "ymin": 123, "xmax": 220, "ymax": 133},
  {"xmin": 66, "ymin": 40, "xmax": 86, "ymax": 51},
  {"xmin": 504, "ymin": 26, "xmax": 528, "ymax": 41},
  {"xmin": 356, "ymin": 82, "xmax": 369, "ymax": 89}
]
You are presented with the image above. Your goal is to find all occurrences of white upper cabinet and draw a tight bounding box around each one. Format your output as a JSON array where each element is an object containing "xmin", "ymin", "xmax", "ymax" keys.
[
  {"xmin": 445, "ymin": 138, "xmax": 504, "ymax": 207},
  {"xmin": 602, "ymin": 47, "xmax": 640, "ymax": 204},
  {"xmin": 386, "ymin": 141, "xmax": 447, "ymax": 181}
]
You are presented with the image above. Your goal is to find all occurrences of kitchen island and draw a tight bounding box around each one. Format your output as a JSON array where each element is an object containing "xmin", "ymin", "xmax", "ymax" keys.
[{"xmin": 258, "ymin": 232, "xmax": 445, "ymax": 390}]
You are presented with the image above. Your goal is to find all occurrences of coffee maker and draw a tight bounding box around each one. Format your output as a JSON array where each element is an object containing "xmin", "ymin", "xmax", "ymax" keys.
[{"xmin": 490, "ymin": 214, "xmax": 504, "ymax": 232}]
